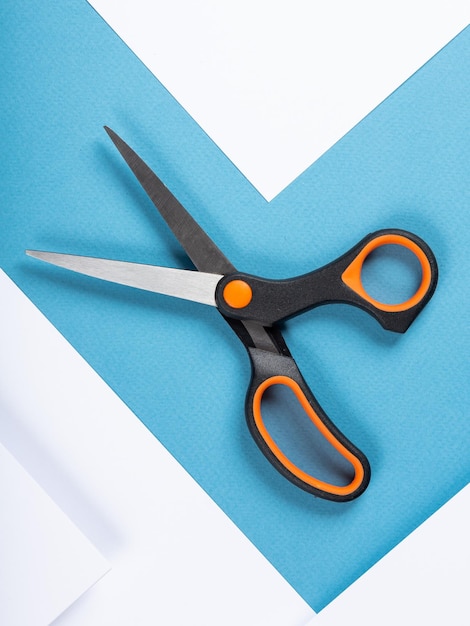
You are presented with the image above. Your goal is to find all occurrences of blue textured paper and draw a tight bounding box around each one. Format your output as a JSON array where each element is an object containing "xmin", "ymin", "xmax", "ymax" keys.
[{"xmin": 2, "ymin": 2, "xmax": 469, "ymax": 610}]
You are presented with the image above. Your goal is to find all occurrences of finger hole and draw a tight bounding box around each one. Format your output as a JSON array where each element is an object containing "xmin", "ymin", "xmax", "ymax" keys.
[
  {"xmin": 360, "ymin": 244, "xmax": 422, "ymax": 305},
  {"xmin": 341, "ymin": 233, "xmax": 433, "ymax": 312},
  {"xmin": 260, "ymin": 384, "xmax": 354, "ymax": 487},
  {"xmin": 253, "ymin": 376, "xmax": 365, "ymax": 495}
]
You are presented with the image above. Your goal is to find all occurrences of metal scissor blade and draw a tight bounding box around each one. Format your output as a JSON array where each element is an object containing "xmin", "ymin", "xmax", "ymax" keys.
[
  {"xmin": 26, "ymin": 251, "xmax": 222, "ymax": 306},
  {"xmin": 104, "ymin": 127, "xmax": 236, "ymax": 275}
]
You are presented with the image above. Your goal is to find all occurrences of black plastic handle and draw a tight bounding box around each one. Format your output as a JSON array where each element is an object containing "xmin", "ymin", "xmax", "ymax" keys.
[
  {"xmin": 216, "ymin": 229, "xmax": 438, "ymax": 333},
  {"xmin": 245, "ymin": 347, "xmax": 371, "ymax": 501}
]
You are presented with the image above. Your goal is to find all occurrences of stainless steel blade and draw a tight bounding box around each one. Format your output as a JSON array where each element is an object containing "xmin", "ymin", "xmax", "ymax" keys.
[
  {"xmin": 26, "ymin": 251, "xmax": 222, "ymax": 306},
  {"xmin": 104, "ymin": 127, "xmax": 236, "ymax": 275}
]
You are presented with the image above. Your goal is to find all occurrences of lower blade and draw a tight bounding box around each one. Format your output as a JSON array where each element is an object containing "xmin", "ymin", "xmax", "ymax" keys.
[{"xmin": 26, "ymin": 251, "xmax": 222, "ymax": 307}]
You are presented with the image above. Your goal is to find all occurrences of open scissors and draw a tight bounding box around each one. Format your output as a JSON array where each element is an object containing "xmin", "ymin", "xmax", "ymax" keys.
[{"xmin": 27, "ymin": 127, "xmax": 438, "ymax": 502}]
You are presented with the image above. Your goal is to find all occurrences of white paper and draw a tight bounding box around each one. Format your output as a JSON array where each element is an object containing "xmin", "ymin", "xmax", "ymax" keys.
[
  {"xmin": 88, "ymin": 0, "xmax": 469, "ymax": 199},
  {"xmin": 0, "ymin": 442, "xmax": 109, "ymax": 626}
]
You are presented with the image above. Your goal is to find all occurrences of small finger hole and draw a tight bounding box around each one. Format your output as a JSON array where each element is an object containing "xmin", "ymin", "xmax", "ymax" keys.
[{"xmin": 360, "ymin": 244, "xmax": 422, "ymax": 305}]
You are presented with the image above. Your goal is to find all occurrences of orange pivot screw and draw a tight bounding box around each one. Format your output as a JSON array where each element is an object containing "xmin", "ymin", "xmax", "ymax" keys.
[{"xmin": 223, "ymin": 279, "xmax": 253, "ymax": 309}]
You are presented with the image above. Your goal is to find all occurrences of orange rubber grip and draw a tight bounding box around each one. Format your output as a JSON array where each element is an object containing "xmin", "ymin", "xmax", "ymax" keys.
[
  {"xmin": 341, "ymin": 233, "xmax": 433, "ymax": 313},
  {"xmin": 253, "ymin": 376, "xmax": 366, "ymax": 497}
]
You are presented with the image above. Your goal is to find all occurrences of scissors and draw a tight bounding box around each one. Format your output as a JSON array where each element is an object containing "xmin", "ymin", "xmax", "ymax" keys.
[{"xmin": 26, "ymin": 127, "xmax": 438, "ymax": 502}]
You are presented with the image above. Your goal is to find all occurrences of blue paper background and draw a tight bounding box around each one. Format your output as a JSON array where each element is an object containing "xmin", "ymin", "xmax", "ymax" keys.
[{"xmin": 2, "ymin": 2, "xmax": 469, "ymax": 610}]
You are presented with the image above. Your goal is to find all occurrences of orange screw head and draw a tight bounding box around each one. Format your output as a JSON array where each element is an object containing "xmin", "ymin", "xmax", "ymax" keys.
[{"xmin": 223, "ymin": 279, "xmax": 253, "ymax": 309}]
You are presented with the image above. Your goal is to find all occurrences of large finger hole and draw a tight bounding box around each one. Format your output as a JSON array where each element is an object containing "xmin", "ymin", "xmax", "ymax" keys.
[{"xmin": 253, "ymin": 376, "xmax": 365, "ymax": 496}]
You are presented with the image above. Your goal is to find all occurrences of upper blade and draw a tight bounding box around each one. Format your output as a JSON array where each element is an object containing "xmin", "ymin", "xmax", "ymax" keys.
[
  {"xmin": 104, "ymin": 127, "xmax": 236, "ymax": 275},
  {"xmin": 26, "ymin": 251, "xmax": 222, "ymax": 307}
]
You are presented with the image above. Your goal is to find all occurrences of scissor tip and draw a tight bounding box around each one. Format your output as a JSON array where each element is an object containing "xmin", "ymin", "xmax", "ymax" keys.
[
  {"xmin": 104, "ymin": 126, "xmax": 124, "ymax": 150},
  {"xmin": 103, "ymin": 125, "xmax": 116, "ymax": 138},
  {"xmin": 25, "ymin": 250, "xmax": 54, "ymax": 262}
]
